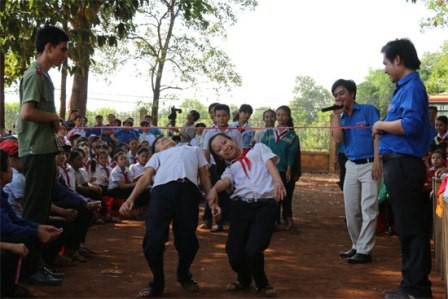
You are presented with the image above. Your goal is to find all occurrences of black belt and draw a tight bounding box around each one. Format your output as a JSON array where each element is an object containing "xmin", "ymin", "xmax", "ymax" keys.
[
  {"xmin": 381, "ymin": 153, "xmax": 418, "ymax": 163},
  {"xmin": 350, "ymin": 157, "xmax": 374, "ymax": 164},
  {"xmin": 174, "ymin": 178, "xmax": 193, "ymax": 184},
  {"xmin": 232, "ymin": 197, "xmax": 276, "ymax": 204}
]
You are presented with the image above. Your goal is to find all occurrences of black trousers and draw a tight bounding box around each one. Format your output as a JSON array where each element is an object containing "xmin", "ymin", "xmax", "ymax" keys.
[
  {"xmin": 226, "ymin": 199, "xmax": 277, "ymax": 289},
  {"xmin": 142, "ymin": 181, "xmax": 201, "ymax": 293},
  {"xmin": 1, "ymin": 249, "xmax": 20, "ymax": 297},
  {"xmin": 382, "ymin": 155, "xmax": 432, "ymax": 298},
  {"xmin": 278, "ymin": 172, "xmax": 296, "ymax": 223}
]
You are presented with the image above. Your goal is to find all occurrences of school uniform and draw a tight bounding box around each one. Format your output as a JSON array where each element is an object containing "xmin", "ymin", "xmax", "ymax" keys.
[
  {"xmin": 221, "ymin": 143, "xmax": 279, "ymax": 290},
  {"xmin": 91, "ymin": 164, "xmax": 112, "ymax": 187},
  {"xmin": 129, "ymin": 163, "xmax": 145, "ymax": 178},
  {"xmin": 127, "ymin": 151, "xmax": 138, "ymax": 166},
  {"xmin": 58, "ymin": 164, "xmax": 77, "ymax": 192},
  {"xmin": 142, "ymin": 145, "xmax": 208, "ymax": 294},
  {"xmin": 229, "ymin": 121, "xmax": 255, "ymax": 149}
]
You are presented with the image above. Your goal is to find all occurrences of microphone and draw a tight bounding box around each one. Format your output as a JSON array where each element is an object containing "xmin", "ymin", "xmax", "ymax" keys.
[{"xmin": 321, "ymin": 104, "xmax": 343, "ymax": 112}]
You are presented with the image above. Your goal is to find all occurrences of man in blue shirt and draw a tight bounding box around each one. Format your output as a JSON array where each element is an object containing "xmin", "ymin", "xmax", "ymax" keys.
[
  {"xmin": 330, "ymin": 79, "xmax": 381, "ymax": 264},
  {"xmin": 373, "ymin": 38, "xmax": 432, "ymax": 299}
]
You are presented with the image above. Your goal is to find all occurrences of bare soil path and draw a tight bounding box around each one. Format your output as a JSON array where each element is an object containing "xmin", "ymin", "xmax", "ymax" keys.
[{"xmin": 27, "ymin": 173, "xmax": 446, "ymax": 298}]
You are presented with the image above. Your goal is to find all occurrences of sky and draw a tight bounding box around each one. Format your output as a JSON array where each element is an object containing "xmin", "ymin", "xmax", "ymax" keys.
[{"xmin": 5, "ymin": 0, "xmax": 448, "ymax": 112}]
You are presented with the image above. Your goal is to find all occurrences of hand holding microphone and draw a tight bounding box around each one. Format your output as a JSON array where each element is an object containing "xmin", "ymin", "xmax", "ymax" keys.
[{"xmin": 321, "ymin": 104, "xmax": 343, "ymax": 112}]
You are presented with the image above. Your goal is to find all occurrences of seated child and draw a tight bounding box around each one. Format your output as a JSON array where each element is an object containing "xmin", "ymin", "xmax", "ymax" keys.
[
  {"xmin": 127, "ymin": 138, "xmax": 139, "ymax": 165},
  {"xmin": 108, "ymin": 151, "xmax": 149, "ymax": 210},
  {"xmin": 129, "ymin": 147, "xmax": 151, "ymax": 180}
]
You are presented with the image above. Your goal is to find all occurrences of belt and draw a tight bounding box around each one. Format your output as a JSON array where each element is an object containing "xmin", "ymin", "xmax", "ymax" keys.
[
  {"xmin": 350, "ymin": 157, "xmax": 374, "ymax": 164},
  {"xmin": 381, "ymin": 153, "xmax": 418, "ymax": 163},
  {"xmin": 174, "ymin": 178, "xmax": 192, "ymax": 184},
  {"xmin": 232, "ymin": 197, "xmax": 276, "ymax": 204}
]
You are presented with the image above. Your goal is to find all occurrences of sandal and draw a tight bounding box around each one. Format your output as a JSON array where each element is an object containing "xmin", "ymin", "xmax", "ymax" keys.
[
  {"xmin": 138, "ymin": 285, "xmax": 162, "ymax": 298},
  {"xmin": 256, "ymin": 284, "xmax": 277, "ymax": 298},
  {"xmin": 226, "ymin": 281, "xmax": 251, "ymax": 292}
]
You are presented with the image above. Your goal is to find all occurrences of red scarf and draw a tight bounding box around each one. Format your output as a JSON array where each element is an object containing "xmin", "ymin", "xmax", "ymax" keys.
[
  {"xmin": 122, "ymin": 170, "xmax": 130, "ymax": 184},
  {"xmin": 232, "ymin": 148, "xmax": 251, "ymax": 178},
  {"xmin": 102, "ymin": 165, "xmax": 110, "ymax": 178},
  {"xmin": 60, "ymin": 165, "xmax": 71, "ymax": 188}
]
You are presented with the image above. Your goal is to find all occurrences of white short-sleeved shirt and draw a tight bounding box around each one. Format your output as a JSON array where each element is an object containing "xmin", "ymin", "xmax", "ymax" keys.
[
  {"xmin": 58, "ymin": 164, "xmax": 77, "ymax": 191},
  {"xmin": 4, "ymin": 168, "xmax": 25, "ymax": 217},
  {"xmin": 129, "ymin": 163, "xmax": 145, "ymax": 178},
  {"xmin": 147, "ymin": 145, "xmax": 207, "ymax": 188},
  {"xmin": 140, "ymin": 132, "xmax": 156, "ymax": 146},
  {"xmin": 108, "ymin": 166, "xmax": 132, "ymax": 190},
  {"xmin": 221, "ymin": 143, "xmax": 279, "ymax": 199},
  {"xmin": 127, "ymin": 151, "xmax": 138, "ymax": 165},
  {"xmin": 91, "ymin": 164, "xmax": 112, "ymax": 186},
  {"xmin": 229, "ymin": 121, "xmax": 255, "ymax": 148}
]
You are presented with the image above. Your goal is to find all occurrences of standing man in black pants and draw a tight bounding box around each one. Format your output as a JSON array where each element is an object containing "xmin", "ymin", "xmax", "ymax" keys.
[{"xmin": 373, "ymin": 38, "xmax": 432, "ymax": 299}]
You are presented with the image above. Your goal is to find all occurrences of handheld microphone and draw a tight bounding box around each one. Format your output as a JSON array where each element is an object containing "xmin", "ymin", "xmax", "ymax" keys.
[{"xmin": 321, "ymin": 104, "xmax": 343, "ymax": 112}]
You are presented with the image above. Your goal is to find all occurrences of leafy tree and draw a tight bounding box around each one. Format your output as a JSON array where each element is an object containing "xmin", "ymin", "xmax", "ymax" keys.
[
  {"xmin": 357, "ymin": 69, "xmax": 395, "ymax": 118},
  {"xmin": 116, "ymin": 0, "xmax": 256, "ymax": 125},
  {"xmin": 420, "ymin": 41, "xmax": 448, "ymax": 94},
  {"xmin": 290, "ymin": 75, "xmax": 333, "ymax": 126},
  {"xmin": 178, "ymin": 98, "xmax": 209, "ymax": 124},
  {"xmin": 409, "ymin": 0, "xmax": 448, "ymax": 28}
]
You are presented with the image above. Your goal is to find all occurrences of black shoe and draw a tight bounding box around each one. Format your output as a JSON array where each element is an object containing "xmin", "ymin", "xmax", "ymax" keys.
[
  {"xmin": 180, "ymin": 279, "xmax": 199, "ymax": 292},
  {"xmin": 384, "ymin": 288, "xmax": 415, "ymax": 299},
  {"xmin": 28, "ymin": 269, "xmax": 63, "ymax": 286},
  {"xmin": 43, "ymin": 267, "xmax": 65, "ymax": 279},
  {"xmin": 347, "ymin": 253, "xmax": 372, "ymax": 264},
  {"xmin": 338, "ymin": 248, "xmax": 356, "ymax": 258}
]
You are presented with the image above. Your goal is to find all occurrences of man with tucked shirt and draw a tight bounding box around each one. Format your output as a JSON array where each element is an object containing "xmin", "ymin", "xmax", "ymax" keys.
[
  {"xmin": 330, "ymin": 79, "xmax": 381, "ymax": 264},
  {"xmin": 372, "ymin": 38, "xmax": 432, "ymax": 299}
]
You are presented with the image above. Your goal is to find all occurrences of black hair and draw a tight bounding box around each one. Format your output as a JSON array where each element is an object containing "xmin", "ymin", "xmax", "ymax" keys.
[
  {"xmin": 331, "ymin": 79, "xmax": 357, "ymax": 100},
  {"xmin": 208, "ymin": 133, "xmax": 231, "ymax": 175},
  {"xmin": 433, "ymin": 149, "xmax": 447, "ymax": 161},
  {"xmin": 95, "ymin": 115, "xmax": 103, "ymax": 119},
  {"xmin": 0, "ymin": 149, "xmax": 9, "ymax": 173},
  {"xmin": 195, "ymin": 122, "xmax": 206, "ymax": 128},
  {"xmin": 208, "ymin": 102, "xmax": 220, "ymax": 113},
  {"xmin": 75, "ymin": 137, "xmax": 89, "ymax": 147},
  {"xmin": 140, "ymin": 120, "xmax": 150, "ymax": 126},
  {"xmin": 214, "ymin": 104, "xmax": 230, "ymax": 116},
  {"xmin": 70, "ymin": 109, "xmax": 80, "ymax": 115},
  {"xmin": 74, "ymin": 115, "xmax": 83, "ymax": 121},
  {"xmin": 68, "ymin": 148, "xmax": 84, "ymax": 162},
  {"xmin": 276, "ymin": 105, "xmax": 295, "ymax": 130},
  {"xmin": 239, "ymin": 104, "xmax": 253, "ymax": 114},
  {"xmin": 113, "ymin": 150, "xmax": 126, "ymax": 161},
  {"xmin": 190, "ymin": 110, "xmax": 200, "ymax": 122},
  {"xmin": 36, "ymin": 25, "xmax": 69, "ymax": 54},
  {"xmin": 381, "ymin": 38, "xmax": 421, "ymax": 70},
  {"xmin": 137, "ymin": 147, "xmax": 150, "ymax": 155},
  {"xmin": 128, "ymin": 138, "xmax": 138, "ymax": 144},
  {"xmin": 263, "ymin": 109, "xmax": 276, "ymax": 118},
  {"xmin": 115, "ymin": 119, "xmax": 122, "ymax": 126},
  {"xmin": 152, "ymin": 135, "xmax": 165, "ymax": 154},
  {"xmin": 436, "ymin": 115, "xmax": 448, "ymax": 125},
  {"xmin": 429, "ymin": 106, "xmax": 438, "ymax": 112}
]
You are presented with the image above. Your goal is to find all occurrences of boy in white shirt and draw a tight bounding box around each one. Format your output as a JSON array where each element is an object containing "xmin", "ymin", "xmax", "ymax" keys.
[
  {"xmin": 129, "ymin": 147, "xmax": 151, "ymax": 179},
  {"xmin": 120, "ymin": 136, "xmax": 220, "ymax": 298}
]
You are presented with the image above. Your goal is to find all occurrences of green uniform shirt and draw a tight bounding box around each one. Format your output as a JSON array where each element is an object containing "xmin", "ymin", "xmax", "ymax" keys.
[{"xmin": 18, "ymin": 62, "xmax": 59, "ymax": 157}]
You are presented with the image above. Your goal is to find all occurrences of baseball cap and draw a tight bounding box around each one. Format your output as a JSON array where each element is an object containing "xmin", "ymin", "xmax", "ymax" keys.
[{"xmin": 0, "ymin": 139, "xmax": 19, "ymax": 157}]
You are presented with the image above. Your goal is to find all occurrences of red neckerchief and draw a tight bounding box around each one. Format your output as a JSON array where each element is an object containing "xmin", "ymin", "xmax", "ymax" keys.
[
  {"xmin": 274, "ymin": 128, "xmax": 288, "ymax": 144},
  {"xmin": 122, "ymin": 169, "xmax": 130, "ymax": 184},
  {"xmin": 102, "ymin": 165, "xmax": 110, "ymax": 178},
  {"xmin": 60, "ymin": 165, "xmax": 71, "ymax": 188},
  {"xmin": 232, "ymin": 148, "xmax": 251, "ymax": 178}
]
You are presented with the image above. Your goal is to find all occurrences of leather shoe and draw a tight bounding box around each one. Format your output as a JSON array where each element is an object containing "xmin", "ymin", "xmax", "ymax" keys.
[
  {"xmin": 338, "ymin": 248, "xmax": 356, "ymax": 258},
  {"xmin": 28, "ymin": 269, "xmax": 63, "ymax": 286},
  {"xmin": 347, "ymin": 253, "xmax": 372, "ymax": 264}
]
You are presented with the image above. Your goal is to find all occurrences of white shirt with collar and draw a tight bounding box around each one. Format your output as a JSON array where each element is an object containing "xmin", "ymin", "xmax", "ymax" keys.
[
  {"xmin": 221, "ymin": 143, "xmax": 279, "ymax": 199},
  {"xmin": 108, "ymin": 166, "xmax": 132, "ymax": 190},
  {"xmin": 147, "ymin": 145, "xmax": 207, "ymax": 188},
  {"xmin": 4, "ymin": 168, "xmax": 25, "ymax": 217}
]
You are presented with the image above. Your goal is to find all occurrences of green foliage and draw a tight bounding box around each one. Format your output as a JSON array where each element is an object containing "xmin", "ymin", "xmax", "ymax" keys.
[
  {"xmin": 357, "ymin": 69, "xmax": 395, "ymax": 118},
  {"xmin": 290, "ymin": 75, "xmax": 333, "ymax": 126},
  {"xmin": 420, "ymin": 41, "xmax": 448, "ymax": 93},
  {"xmin": 3, "ymin": 102, "xmax": 20, "ymax": 133}
]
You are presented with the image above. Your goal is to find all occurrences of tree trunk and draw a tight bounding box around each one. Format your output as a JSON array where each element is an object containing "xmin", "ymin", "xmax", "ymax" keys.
[
  {"xmin": 59, "ymin": 61, "xmax": 68, "ymax": 119},
  {"xmin": 0, "ymin": 50, "xmax": 5, "ymax": 132},
  {"xmin": 70, "ymin": 66, "xmax": 89, "ymax": 116}
]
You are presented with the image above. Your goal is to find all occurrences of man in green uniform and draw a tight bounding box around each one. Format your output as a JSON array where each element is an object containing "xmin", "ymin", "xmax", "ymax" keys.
[{"xmin": 18, "ymin": 25, "xmax": 69, "ymax": 227}]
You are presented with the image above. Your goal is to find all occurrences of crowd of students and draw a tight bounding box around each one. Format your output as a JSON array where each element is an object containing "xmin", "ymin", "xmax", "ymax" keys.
[{"xmin": 0, "ymin": 101, "xmax": 302, "ymax": 298}]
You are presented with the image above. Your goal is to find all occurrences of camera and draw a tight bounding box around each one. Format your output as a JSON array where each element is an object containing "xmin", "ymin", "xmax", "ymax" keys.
[{"xmin": 168, "ymin": 106, "xmax": 182, "ymax": 125}]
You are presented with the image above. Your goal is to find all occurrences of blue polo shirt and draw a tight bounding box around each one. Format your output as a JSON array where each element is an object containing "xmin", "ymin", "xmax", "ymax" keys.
[
  {"xmin": 341, "ymin": 102, "xmax": 379, "ymax": 161},
  {"xmin": 113, "ymin": 128, "xmax": 139, "ymax": 144},
  {"xmin": 379, "ymin": 72, "xmax": 431, "ymax": 158}
]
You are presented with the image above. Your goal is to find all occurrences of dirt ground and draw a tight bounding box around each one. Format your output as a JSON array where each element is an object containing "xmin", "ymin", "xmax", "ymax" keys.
[{"xmin": 26, "ymin": 173, "xmax": 446, "ymax": 298}]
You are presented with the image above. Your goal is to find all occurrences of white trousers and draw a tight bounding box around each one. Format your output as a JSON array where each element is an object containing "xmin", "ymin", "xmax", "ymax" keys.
[{"xmin": 343, "ymin": 160, "xmax": 379, "ymax": 255}]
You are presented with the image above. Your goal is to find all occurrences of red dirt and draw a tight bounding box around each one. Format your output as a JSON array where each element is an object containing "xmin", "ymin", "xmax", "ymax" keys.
[{"xmin": 27, "ymin": 173, "xmax": 446, "ymax": 298}]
